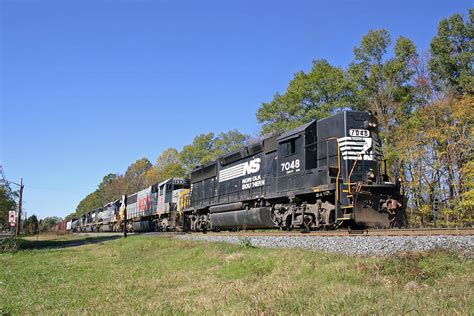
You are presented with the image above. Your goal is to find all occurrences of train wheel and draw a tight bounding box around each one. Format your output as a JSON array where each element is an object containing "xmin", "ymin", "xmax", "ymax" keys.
[{"xmin": 302, "ymin": 215, "xmax": 314, "ymax": 233}]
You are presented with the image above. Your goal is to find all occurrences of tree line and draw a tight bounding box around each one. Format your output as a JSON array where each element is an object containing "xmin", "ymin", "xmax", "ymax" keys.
[
  {"xmin": 70, "ymin": 10, "xmax": 472, "ymax": 226},
  {"xmin": 20, "ymin": 215, "xmax": 63, "ymax": 234}
]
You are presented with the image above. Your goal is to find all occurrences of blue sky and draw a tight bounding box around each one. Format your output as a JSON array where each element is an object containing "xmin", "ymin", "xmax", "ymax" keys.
[{"xmin": 1, "ymin": 0, "xmax": 471, "ymax": 219}]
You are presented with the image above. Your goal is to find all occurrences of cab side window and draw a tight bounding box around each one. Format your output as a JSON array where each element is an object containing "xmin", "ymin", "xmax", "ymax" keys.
[{"xmin": 283, "ymin": 139, "xmax": 296, "ymax": 156}]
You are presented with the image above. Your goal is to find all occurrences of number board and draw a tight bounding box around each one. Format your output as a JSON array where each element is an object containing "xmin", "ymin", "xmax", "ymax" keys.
[{"xmin": 349, "ymin": 129, "xmax": 370, "ymax": 138}]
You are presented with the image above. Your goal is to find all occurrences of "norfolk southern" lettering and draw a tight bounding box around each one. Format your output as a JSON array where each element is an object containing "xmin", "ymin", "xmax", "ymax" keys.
[{"xmin": 218, "ymin": 158, "xmax": 261, "ymax": 183}]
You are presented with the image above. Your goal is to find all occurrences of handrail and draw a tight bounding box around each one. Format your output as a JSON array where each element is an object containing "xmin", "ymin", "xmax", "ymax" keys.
[
  {"xmin": 347, "ymin": 152, "xmax": 384, "ymax": 194},
  {"xmin": 347, "ymin": 151, "xmax": 365, "ymax": 195},
  {"xmin": 324, "ymin": 137, "xmax": 341, "ymax": 222}
]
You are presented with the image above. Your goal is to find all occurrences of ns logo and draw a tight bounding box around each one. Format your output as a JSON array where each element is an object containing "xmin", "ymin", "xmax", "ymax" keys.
[{"xmin": 243, "ymin": 158, "xmax": 261, "ymax": 175}]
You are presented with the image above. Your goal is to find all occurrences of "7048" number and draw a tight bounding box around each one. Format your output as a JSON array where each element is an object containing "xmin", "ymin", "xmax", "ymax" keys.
[{"xmin": 281, "ymin": 159, "xmax": 300, "ymax": 172}]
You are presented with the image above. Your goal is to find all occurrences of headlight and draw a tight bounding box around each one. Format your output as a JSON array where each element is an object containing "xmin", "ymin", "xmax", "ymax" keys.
[
  {"xmin": 364, "ymin": 119, "xmax": 378, "ymax": 130},
  {"xmin": 367, "ymin": 169, "xmax": 376, "ymax": 182}
]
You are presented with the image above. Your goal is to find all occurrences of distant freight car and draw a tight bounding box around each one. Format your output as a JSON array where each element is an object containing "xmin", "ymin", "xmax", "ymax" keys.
[{"xmin": 51, "ymin": 220, "xmax": 68, "ymax": 232}]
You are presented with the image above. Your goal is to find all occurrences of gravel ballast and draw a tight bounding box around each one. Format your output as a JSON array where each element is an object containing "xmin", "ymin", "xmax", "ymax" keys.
[{"xmin": 177, "ymin": 234, "xmax": 474, "ymax": 257}]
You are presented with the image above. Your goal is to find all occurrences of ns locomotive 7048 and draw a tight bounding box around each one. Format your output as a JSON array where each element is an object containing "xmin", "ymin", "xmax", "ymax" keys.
[{"xmin": 187, "ymin": 110, "xmax": 406, "ymax": 231}]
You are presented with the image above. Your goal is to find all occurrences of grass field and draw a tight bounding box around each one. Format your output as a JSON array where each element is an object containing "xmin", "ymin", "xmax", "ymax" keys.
[{"xmin": 0, "ymin": 234, "xmax": 472, "ymax": 314}]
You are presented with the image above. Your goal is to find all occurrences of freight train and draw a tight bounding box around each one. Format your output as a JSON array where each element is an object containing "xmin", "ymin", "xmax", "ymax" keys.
[{"xmin": 70, "ymin": 111, "xmax": 406, "ymax": 232}]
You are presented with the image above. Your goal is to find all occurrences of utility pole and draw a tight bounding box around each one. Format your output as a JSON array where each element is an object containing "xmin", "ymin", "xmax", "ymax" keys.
[
  {"xmin": 23, "ymin": 211, "xmax": 27, "ymax": 233},
  {"xmin": 433, "ymin": 197, "xmax": 439, "ymax": 228},
  {"xmin": 120, "ymin": 195, "xmax": 127, "ymax": 238},
  {"xmin": 16, "ymin": 178, "xmax": 24, "ymax": 237}
]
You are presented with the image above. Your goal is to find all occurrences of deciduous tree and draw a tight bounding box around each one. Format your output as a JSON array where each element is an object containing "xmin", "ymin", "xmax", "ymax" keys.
[
  {"xmin": 429, "ymin": 10, "xmax": 473, "ymax": 96},
  {"xmin": 257, "ymin": 59, "xmax": 350, "ymax": 135},
  {"xmin": 124, "ymin": 158, "xmax": 152, "ymax": 194},
  {"xmin": 40, "ymin": 216, "xmax": 62, "ymax": 232},
  {"xmin": 214, "ymin": 130, "xmax": 250, "ymax": 157},
  {"xmin": 26, "ymin": 214, "xmax": 39, "ymax": 234},
  {"xmin": 180, "ymin": 133, "xmax": 215, "ymax": 175},
  {"xmin": 144, "ymin": 147, "xmax": 185, "ymax": 185},
  {"xmin": 0, "ymin": 184, "xmax": 16, "ymax": 230}
]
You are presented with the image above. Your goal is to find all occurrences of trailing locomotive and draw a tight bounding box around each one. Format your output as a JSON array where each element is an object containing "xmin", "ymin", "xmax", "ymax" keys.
[
  {"xmin": 71, "ymin": 110, "xmax": 406, "ymax": 232},
  {"xmin": 71, "ymin": 178, "xmax": 190, "ymax": 232}
]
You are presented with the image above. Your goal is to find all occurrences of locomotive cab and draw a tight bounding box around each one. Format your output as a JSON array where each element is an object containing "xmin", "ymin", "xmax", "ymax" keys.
[
  {"xmin": 157, "ymin": 178, "xmax": 188, "ymax": 205},
  {"xmin": 276, "ymin": 122, "xmax": 318, "ymax": 193},
  {"xmin": 155, "ymin": 178, "xmax": 190, "ymax": 230}
]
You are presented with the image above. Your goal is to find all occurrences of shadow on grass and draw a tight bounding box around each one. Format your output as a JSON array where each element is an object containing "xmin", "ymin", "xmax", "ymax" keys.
[{"xmin": 16, "ymin": 235, "xmax": 123, "ymax": 250}]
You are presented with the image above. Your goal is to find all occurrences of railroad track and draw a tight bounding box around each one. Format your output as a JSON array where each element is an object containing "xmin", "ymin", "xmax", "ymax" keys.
[
  {"xmin": 72, "ymin": 228, "xmax": 474, "ymax": 238},
  {"xmin": 202, "ymin": 227, "xmax": 474, "ymax": 237}
]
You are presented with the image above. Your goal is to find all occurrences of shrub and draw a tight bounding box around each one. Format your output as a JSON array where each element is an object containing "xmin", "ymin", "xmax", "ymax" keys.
[
  {"xmin": 239, "ymin": 237, "xmax": 256, "ymax": 249},
  {"xmin": 0, "ymin": 237, "xmax": 18, "ymax": 253}
]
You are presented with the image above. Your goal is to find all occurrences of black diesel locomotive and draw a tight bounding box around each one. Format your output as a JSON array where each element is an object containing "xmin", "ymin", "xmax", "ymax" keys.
[
  {"xmin": 188, "ymin": 110, "xmax": 406, "ymax": 231},
  {"xmin": 72, "ymin": 111, "xmax": 406, "ymax": 232}
]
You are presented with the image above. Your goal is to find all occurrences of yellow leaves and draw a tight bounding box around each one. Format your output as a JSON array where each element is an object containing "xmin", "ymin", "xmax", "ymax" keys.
[{"xmin": 395, "ymin": 95, "xmax": 473, "ymax": 224}]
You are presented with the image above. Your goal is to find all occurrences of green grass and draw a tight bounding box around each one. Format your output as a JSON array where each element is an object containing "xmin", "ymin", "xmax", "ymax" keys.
[{"xmin": 0, "ymin": 235, "xmax": 472, "ymax": 314}]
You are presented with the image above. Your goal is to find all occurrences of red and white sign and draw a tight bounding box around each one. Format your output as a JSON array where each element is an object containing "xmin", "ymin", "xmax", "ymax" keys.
[{"xmin": 9, "ymin": 211, "xmax": 16, "ymax": 227}]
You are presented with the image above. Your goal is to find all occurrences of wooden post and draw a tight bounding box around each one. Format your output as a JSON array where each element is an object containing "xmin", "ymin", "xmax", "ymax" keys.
[
  {"xmin": 120, "ymin": 195, "xmax": 127, "ymax": 238},
  {"xmin": 15, "ymin": 178, "xmax": 24, "ymax": 237}
]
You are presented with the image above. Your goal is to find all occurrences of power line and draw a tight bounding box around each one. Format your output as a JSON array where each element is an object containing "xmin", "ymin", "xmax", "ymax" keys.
[
  {"xmin": 0, "ymin": 165, "xmax": 22, "ymax": 187},
  {"xmin": 23, "ymin": 184, "xmax": 91, "ymax": 192},
  {"xmin": 0, "ymin": 165, "xmax": 6, "ymax": 182},
  {"xmin": 1, "ymin": 165, "xmax": 91, "ymax": 191}
]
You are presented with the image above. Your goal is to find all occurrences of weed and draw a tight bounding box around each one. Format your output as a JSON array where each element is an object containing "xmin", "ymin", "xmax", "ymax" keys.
[
  {"xmin": 239, "ymin": 237, "xmax": 256, "ymax": 249},
  {"xmin": 0, "ymin": 237, "xmax": 18, "ymax": 253}
]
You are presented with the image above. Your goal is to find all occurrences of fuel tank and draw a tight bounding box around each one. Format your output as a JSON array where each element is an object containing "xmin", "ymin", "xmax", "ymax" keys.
[
  {"xmin": 132, "ymin": 220, "xmax": 152, "ymax": 232},
  {"xmin": 210, "ymin": 207, "xmax": 275, "ymax": 229}
]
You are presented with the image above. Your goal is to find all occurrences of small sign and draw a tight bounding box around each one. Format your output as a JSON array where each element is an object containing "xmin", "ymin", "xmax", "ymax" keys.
[{"xmin": 9, "ymin": 211, "xmax": 16, "ymax": 227}]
